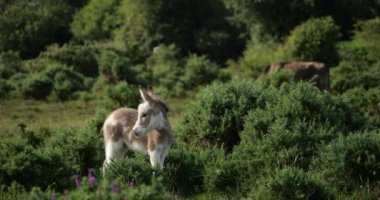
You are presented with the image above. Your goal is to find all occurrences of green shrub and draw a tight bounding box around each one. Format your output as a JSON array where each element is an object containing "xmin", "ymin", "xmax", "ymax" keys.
[
  {"xmin": 203, "ymin": 155, "xmax": 254, "ymax": 195},
  {"xmin": 239, "ymin": 39, "xmax": 279, "ymax": 78},
  {"xmin": 148, "ymin": 44, "xmax": 185, "ymax": 97},
  {"xmin": 331, "ymin": 61, "xmax": 380, "ymax": 93},
  {"xmin": 251, "ymin": 168, "xmax": 334, "ymax": 200},
  {"xmin": 177, "ymin": 79, "xmax": 263, "ymax": 151},
  {"xmin": 113, "ymin": 0, "xmax": 241, "ymax": 63},
  {"xmin": 182, "ymin": 54, "xmax": 229, "ymax": 89},
  {"xmin": 71, "ymin": 0, "xmax": 122, "ymax": 41},
  {"xmin": 236, "ymin": 82, "xmax": 367, "ymax": 171},
  {"xmin": 0, "ymin": 51, "xmax": 21, "ymax": 79},
  {"xmin": 41, "ymin": 43, "xmax": 99, "ymax": 77},
  {"xmin": 0, "ymin": 129, "xmax": 79, "ymax": 191},
  {"xmin": 354, "ymin": 18, "xmax": 380, "ymax": 63},
  {"xmin": 20, "ymin": 73, "xmax": 53, "ymax": 100},
  {"xmin": 279, "ymin": 16, "xmax": 340, "ymax": 65},
  {"xmin": 0, "ymin": 79, "xmax": 12, "ymax": 99},
  {"xmin": 97, "ymin": 50, "xmax": 148, "ymax": 85},
  {"xmin": 340, "ymin": 87, "xmax": 380, "ymax": 118},
  {"xmin": 104, "ymin": 81, "xmax": 140, "ymax": 109},
  {"xmin": 19, "ymin": 64, "xmax": 88, "ymax": 100},
  {"xmin": 162, "ymin": 145, "xmax": 204, "ymax": 196},
  {"xmin": 104, "ymin": 156, "xmax": 153, "ymax": 185},
  {"xmin": 47, "ymin": 66, "xmax": 87, "ymax": 101},
  {"xmin": 317, "ymin": 131, "xmax": 380, "ymax": 191},
  {"xmin": 0, "ymin": 0, "xmax": 75, "ymax": 58}
]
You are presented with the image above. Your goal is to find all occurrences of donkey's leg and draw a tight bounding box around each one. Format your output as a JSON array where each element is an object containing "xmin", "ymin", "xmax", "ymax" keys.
[
  {"xmin": 159, "ymin": 147, "xmax": 170, "ymax": 168},
  {"xmin": 103, "ymin": 139, "xmax": 126, "ymax": 175},
  {"xmin": 148, "ymin": 149, "xmax": 163, "ymax": 169}
]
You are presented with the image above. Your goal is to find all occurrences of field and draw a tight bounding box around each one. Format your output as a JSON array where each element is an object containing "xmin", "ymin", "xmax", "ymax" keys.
[{"xmin": 1, "ymin": 0, "xmax": 380, "ymax": 199}]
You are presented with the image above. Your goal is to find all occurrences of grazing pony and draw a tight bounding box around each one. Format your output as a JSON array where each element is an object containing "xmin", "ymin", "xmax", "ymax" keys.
[
  {"xmin": 102, "ymin": 88, "xmax": 173, "ymax": 174},
  {"xmin": 260, "ymin": 61, "xmax": 329, "ymax": 90}
]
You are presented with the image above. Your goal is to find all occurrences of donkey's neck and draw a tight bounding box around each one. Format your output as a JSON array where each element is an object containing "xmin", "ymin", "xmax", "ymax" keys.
[{"xmin": 157, "ymin": 122, "xmax": 174, "ymax": 142}]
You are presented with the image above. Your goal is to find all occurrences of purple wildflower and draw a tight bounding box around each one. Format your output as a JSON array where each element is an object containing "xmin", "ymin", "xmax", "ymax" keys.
[
  {"xmin": 87, "ymin": 168, "xmax": 97, "ymax": 187},
  {"xmin": 73, "ymin": 175, "xmax": 81, "ymax": 188},
  {"xmin": 124, "ymin": 196, "xmax": 129, "ymax": 200},
  {"xmin": 128, "ymin": 179, "xmax": 137, "ymax": 188},
  {"xmin": 50, "ymin": 193, "xmax": 56, "ymax": 200},
  {"xmin": 110, "ymin": 181, "xmax": 121, "ymax": 193}
]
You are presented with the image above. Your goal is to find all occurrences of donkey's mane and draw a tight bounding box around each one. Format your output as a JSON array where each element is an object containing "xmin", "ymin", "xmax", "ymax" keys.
[
  {"xmin": 157, "ymin": 100, "xmax": 169, "ymax": 113},
  {"xmin": 147, "ymin": 91, "xmax": 169, "ymax": 113}
]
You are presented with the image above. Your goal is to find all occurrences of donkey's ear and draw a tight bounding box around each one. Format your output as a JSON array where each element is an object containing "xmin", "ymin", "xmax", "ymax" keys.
[
  {"xmin": 147, "ymin": 86, "xmax": 155, "ymax": 96},
  {"xmin": 139, "ymin": 88, "xmax": 154, "ymax": 103}
]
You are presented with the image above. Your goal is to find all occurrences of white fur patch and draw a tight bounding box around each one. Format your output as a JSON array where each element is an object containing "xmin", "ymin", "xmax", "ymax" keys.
[
  {"xmin": 105, "ymin": 140, "xmax": 125, "ymax": 164},
  {"xmin": 126, "ymin": 142, "xmax": 148, "ymax": 154},
  {"xmin": 149, "ymin": 112, "xmax": 165, "ymax": 130},
  {"xmin": 104, "ymin": 113, "xmax": 117, "ymax": 127}
]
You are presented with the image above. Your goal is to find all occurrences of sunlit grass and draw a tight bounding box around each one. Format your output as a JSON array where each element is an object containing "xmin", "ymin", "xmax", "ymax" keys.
[
  {"xmin": 0, "ymin": 99, "xmax": 97, "ymax": 131},
  {"xmin": 0, "ymin": 95, "xmax": 191, "ymax": 132}
]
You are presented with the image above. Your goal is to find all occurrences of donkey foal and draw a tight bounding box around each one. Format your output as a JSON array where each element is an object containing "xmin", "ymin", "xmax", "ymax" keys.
[{"xmin": 102, "ymin": 88, "xmax": 173, "ymax": 174}]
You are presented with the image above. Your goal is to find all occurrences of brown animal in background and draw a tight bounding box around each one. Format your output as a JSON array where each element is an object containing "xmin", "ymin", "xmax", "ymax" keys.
[{"xmin": 260, "ymin": 61, "xmax": 329, "ymax": 90}]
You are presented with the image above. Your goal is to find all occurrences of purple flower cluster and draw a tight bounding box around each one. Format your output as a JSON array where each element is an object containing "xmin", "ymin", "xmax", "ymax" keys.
[
  {"xmin": 87, "ymin": 168, "xmax": 97, "ymax": 187},
  {"xmin": 72, "ymin": 168, "xmax": 136, "ymax": 200}
]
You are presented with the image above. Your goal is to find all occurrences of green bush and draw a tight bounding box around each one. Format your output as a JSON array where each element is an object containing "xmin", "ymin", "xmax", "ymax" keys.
[
  {"xmin": 97, "ymin": 50, "xmax": 148, "ymax": 85},
  {"xmin": 161, "ymin": 145, "xmax": 204, "ymax": 196},
  {"xmin": 104, "ymin": 156, "xmax": 153, "ymax": 185},
  {"xmin": 71, "ymin": 0, "xmax": 122, "ymax": 41},
  {"xmin": 354, "ymin": 18, "xmax": 380, "ymax": 63},
  {"xmin": 340, "ymin": 87, "xmax": 380, "ymax": 118},
  {"xmin": 331, "ymin": 61, "xmax": 380, "ymax": 93},
  {"xmin": 0, "ymin": 79, "xmax": 12, "ymax": 99},
  {"xmin": 182, "ymin": 54, "xmax": 229, "ymax": 89},
  {"xmin": 0, "ymin": 129, "xmax": 79, "ymax": 191},
  {"xmin": 177, "ymin": 79, "xmax": 263, "ymax": 151},
  {"xmin": 251, "ymin": 168, "xmax": 334, "ymax": 200},
  {"xmin": 317, "ymin": 131, "xmax": 380, "ymax": 191},
  {"xmin": 147, "ymin": 44, "xmax": 185, "ymax": 97},
  {"xmin": 279, "ymin": 16, "xmax": 340, "ymax": 65},
  {"xmin": 0, "ymin": 51, "xmax": 21, "ymax": 79},
  {"xmin": 0, "ymin": 0, "xmax": 75, "ymax": 58},
  {"xmin": 113, "ymin": 0, "xmax": 242, "ymax": 63},
  {"xmin": 41, "ymin": 43, "xmax": 99, "ymax": 77},
  {"xmin": 104, "ymin": 81, "xmax": 140, "ymax": 109},
  {"xmin": 235, "ymin": 81, "xmax": 367, "ymax": 172},
  {"xmin": 18, "ymin": 64, "xmax": 88, "ymax": 100},
  {"xmin": 203, "ymin": 155, "xmax": 254, "ymax": 195},
  {"xmin": 20, "ymin": 73, "xmax": 53, "ymax": 100},
  {"xmin": 239, "ymin": 39, "xmax": 279, "ymax": 78}
]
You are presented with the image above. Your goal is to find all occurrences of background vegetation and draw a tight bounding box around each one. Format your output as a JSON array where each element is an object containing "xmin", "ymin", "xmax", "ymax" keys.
[{"xmin": 0, "ymin": 0, "xmax": 379, "ymax": 199}]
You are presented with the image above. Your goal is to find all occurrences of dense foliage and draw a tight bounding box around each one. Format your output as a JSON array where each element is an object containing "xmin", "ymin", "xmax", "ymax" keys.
[{"xmin": 0, "ymin": 0, "xmax": 380, "ymax": 199}]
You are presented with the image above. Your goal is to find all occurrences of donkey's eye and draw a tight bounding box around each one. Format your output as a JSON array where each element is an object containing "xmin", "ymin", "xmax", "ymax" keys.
[{"xmin": 141, "ymin": 113, "xmax": 148, "ymax": 118}]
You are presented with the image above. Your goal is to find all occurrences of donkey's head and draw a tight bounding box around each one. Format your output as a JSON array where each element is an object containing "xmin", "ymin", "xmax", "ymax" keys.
[{"xmin": 131, "ymin": 88, "xmax": 169, "ymax": 136}]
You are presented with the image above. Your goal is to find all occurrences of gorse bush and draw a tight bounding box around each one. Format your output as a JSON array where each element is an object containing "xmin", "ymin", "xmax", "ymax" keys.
[
  {"xmin": 182, "ymin": 54, "xmax": 229, "ymax": 89},
  {"xmin": 0, "ymin": 0, "xmax": 76, "ymax": 58},
  {"xmin": 104, "ymin": 81, "xmax": 140, "ymax": 109},
  {"xmin": 251, "ymin": 168, "xmax": 334, "ymax": 200},
  {"xmin": 0, "ymin": 109, "xmax": 105, "ymax": 191},
  {"xmin": 97, "ymin": 50, "xmax": 149, "ymax": 86},
  {"xmin": 0, "ymin": 51, "xmax": 21, "ymax": 79},
  {"xmin": 317, "ymin": 131, "xmax": 380, "ymax": 191},
  {"xmin": 177, "ymin": 79, "xmax": 264, "ymax": 151},
  {"xmin": 279, "ymin": 16, "xmax": 340, "ymax": 65},
  {"xmin": 16, "ymin": 64, "xmax": 88, "ymax": 100},
  {"xmin": 71, "ymin": 0, "xmax": 122, "ymax": 41},
  {"xmin": 41, "ymin": 43, "xmax": 99, "ymax": 77}
]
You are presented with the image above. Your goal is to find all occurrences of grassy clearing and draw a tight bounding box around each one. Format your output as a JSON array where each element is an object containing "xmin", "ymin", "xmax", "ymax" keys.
[
  {"xmin": 0, "ymin": 99, "xmax": 97, "ymax": 131},
  {"xmin": 0, "ymin": 95, "xmax": 190, "ymax": 132}
]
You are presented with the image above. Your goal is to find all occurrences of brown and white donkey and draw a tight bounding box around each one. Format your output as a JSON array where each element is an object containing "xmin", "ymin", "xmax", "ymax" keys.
[{"xmin": 102, "ymin": 88, "xmax": 173, "ymax": 174}]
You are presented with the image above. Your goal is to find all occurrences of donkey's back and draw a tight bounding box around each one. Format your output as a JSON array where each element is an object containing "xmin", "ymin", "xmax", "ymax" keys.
[{"xmin": 103, "ymin": 108, "xmax": 137, "ymax": 143}]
